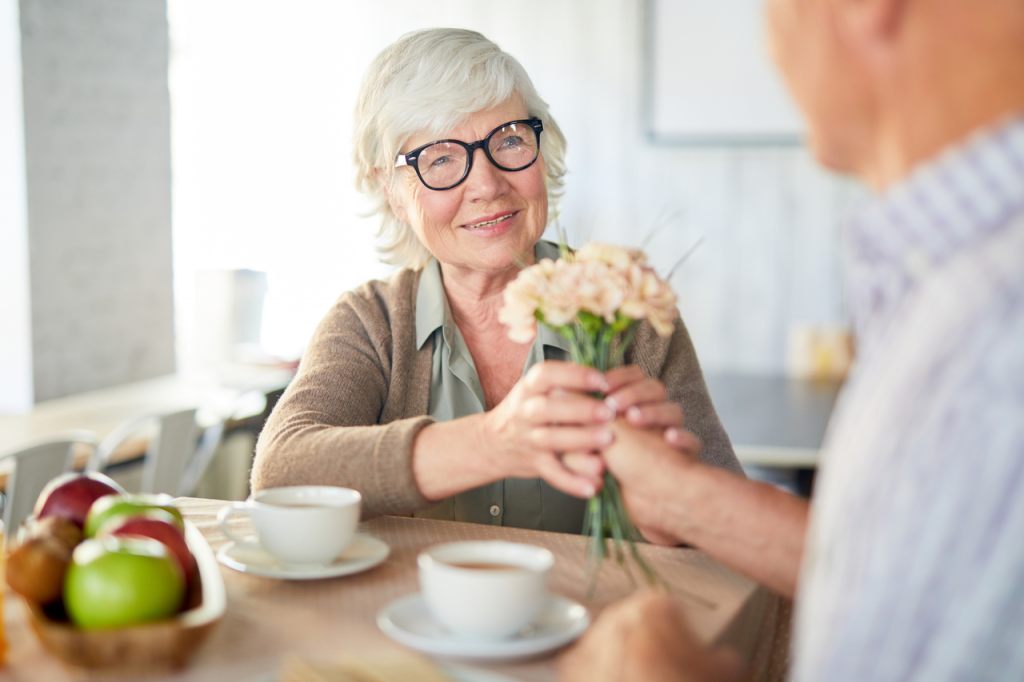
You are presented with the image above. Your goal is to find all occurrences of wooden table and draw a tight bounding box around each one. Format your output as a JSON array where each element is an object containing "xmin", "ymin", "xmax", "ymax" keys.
[{"xmin": 1, "ymin": 498, "xmax": 781, "ymax": 681}]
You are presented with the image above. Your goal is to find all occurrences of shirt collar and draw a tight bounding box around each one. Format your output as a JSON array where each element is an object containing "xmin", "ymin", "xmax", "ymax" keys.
[
  {"xmin": 415, "ymin": 239, "xmax": 572, "ymax": 354},
  {"xmin": 415, "ymin": 258, "xmax": 447, "ymax": 349},
  {"xmin": 847, "ymin": 114, "xmax": 1024, "ymax": 335}
]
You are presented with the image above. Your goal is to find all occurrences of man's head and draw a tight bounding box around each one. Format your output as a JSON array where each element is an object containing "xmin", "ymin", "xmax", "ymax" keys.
[{"xmin": 765, "ymin": 0, "xmax": 1024, "ymax": 188}]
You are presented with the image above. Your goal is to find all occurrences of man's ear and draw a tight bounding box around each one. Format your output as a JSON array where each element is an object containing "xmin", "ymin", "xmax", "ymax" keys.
[
  {"xmin": 833, "ymin": 0, "xmax": 907, "ymax": 42},
  {"xmin": 830, "ymin": 0, "xmax": 907, "ymax": 71}
]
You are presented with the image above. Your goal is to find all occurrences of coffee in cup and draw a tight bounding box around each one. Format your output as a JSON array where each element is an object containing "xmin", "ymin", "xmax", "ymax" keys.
[
  {"xmin": 418, "ymin": 541, "xmax": 553, "ymax": 639},
  {"xmin": 217, "ymin": 486, "xmax": 361, "ymax": 565}
]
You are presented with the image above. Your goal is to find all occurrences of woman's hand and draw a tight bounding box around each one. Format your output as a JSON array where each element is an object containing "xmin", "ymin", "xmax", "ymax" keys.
[
  {"xmin": 603, "ymin": 366, "xmax": 684, "ymax": 432},
  {"xmin": 559, "ymin": 366, "xmax": 689, "ymax": 508},
  {"xmin": 482, "ymin": 361, "xmax": 614, "ymax": 498}
]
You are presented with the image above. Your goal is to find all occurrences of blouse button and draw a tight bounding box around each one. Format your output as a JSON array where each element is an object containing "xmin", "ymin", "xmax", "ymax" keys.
[{"xmin": 488, "ymin": 504, "xmax": 501, "ymax": 517}]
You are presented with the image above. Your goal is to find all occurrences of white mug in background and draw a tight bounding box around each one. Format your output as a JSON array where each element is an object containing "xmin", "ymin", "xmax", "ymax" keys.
[
  {"xmin": 216, "ymin": 485, "xmax": 361, "ymax": 565},
  {"xmin": 787, "ymin": 323, "xmax": 854, "ymax": 381},
  {"xmin": 418, "ymin": 541, "xmax": 553, "ymax": 640}
]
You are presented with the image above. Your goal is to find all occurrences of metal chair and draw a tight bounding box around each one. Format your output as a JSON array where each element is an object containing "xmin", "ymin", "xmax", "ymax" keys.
[
  {"xmin": 86, "ymin": 409, "xmax": 201, "ymax": 496},
  {"xmin": 186, "ymin": 389, "xmax": 268, "ymax": 500},
  {"xmin": 86, "ymin": 388, "xmax": 267, "ymax": 498},
  {"xmin": 177, "ymin": 411, "xmax": 228, "ymax": 497},
  {"xmin": 0, "ymin": 431, "xmax": 97, "ymax": 530}
]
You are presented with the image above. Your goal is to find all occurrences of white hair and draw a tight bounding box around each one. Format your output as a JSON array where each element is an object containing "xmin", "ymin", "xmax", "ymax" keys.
[{"xmin": 353, "ymin": 28, "xmax": 568, "ymax": 269}]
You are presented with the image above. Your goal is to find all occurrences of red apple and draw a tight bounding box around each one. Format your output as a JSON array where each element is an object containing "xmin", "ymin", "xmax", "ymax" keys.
[
  {"xmin": 101, "ymin": 511, "xmax": 198, "ymax": 589},
  {"xmin": 34, "ymin": 472, "xmax": 125, "ymax": 529}
]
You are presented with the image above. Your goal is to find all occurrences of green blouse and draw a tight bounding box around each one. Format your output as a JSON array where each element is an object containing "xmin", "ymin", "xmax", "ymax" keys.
[{"xmin": 411, "ymin": 241, "xmax": 589, "ymax": 533}]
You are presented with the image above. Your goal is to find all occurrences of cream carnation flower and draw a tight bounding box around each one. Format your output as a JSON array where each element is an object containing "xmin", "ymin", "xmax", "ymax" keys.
[
  {"xmin": 498, "ymin": 240, "xmax": 679, "ymax": 590},
  {"xmin": 500, "ymin": 242, "xmax": 679, "ymax": 342}
]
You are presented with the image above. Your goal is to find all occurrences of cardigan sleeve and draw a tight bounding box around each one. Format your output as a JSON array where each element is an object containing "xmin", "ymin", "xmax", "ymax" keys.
[
  {"xmin": 629, "ymin": 317, "xmax": 745, "ymax": 477},
  {"xmin": 250, "ymin": 285, "xmax": 434, "ymax": 517}
]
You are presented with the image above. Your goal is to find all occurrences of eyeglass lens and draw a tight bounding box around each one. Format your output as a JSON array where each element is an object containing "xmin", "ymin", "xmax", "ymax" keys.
[{"xmin": 416, "ymin": 120, "xmax": 539, "ymax": 189}]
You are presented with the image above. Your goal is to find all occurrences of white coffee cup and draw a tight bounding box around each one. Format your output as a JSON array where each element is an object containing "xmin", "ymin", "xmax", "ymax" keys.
[
  {"xmin": 418, "ymin": 541, "xmax": 553, "ymax": 640},
  {"xmin": 217, "ymin": 485, "xmax": 361, "ymax": 565}
]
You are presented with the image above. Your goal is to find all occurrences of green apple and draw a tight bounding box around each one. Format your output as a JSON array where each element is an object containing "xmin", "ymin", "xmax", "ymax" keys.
[
  {"xmin": 64, "ymin": 535, "xmax": 185, "ymax": 630},
  {"xmin": 84, "ymin": 494, "xmax": 184, "ymax": 538}
]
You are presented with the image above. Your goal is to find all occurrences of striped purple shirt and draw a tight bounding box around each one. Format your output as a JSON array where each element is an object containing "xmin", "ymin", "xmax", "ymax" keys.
[{"xmin": 793, "ymin": 116, "xmax": 1024, "ymax": 680}]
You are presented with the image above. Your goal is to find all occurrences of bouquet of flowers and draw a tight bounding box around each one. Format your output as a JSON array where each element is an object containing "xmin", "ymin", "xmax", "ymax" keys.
[{"xmin": 499, "ymin": 243, "xmax": 679, "ymax": 587}]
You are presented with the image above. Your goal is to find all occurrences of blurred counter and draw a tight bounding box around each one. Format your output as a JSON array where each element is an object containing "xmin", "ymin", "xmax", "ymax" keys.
[
  {"xmin": 0, "ymin": 365, "xmax": 294, "ymax": 486},
  {"xmin": 705, "ymin": 373, "xmax": 842, "ymax": 470}
]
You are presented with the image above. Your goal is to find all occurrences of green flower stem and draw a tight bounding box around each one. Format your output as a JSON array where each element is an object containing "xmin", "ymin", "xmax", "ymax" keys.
[
  {"xmin": 605, "ymin": 484, "xmax": 636, "ymax": 588},
  {"xmin": 605, "ymin": 471, "xmax": 660, "ymax": 587},
  {"xmin": 546, "ymin": 315, "xmax": 662, "ymax": 595},
  {"xmin": 585, "ymin": 494, "xmax": 604, "ymax": 598}
]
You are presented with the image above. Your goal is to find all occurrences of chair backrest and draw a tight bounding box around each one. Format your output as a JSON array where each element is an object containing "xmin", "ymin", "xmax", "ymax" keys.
[
  {"xmin": 178, "ymin": 388, "xmax": 266, "ymax": 497},
  {"xmin": 177, "ymin": 418, "xmax": 227, "ymax": 498},
  {"xmin": 87, "ymin": 409, "xmax": 200, "ymax": 496},
  {"xmin": 0, "ymin": 431, "xmax": 97, "ymax": 530},
  {"xmin": 143, "ymin": 408, "xmax": 201, "ymax": 495},
  {"xmin": 87, "ymin": 389, "xmax": 265, "ymax": 498}
]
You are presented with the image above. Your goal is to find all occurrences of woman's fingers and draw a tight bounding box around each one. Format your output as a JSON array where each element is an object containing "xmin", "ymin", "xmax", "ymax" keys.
[
  {"xmin": 561, "ymin": 451, "xmax": 606, "ymax": 479},
  {"xmin": 522, "ymin": 391, "xmax": 613, "ymax": 426},
  {"xmin": 603, "ymin": 365, "xmax": 646, "ymax": 394},
  {"xmin": 523, "ymin": 361, "xmax": 607, "ymax": 397},
  {"xmin": 605, "ymin": 377, "xmax": 667, "ymax": 414},
  {"xmin": 624, "ymin": 402, "xmax": 685, "ymax": 429},
  {"xmin": 535, "ymin": 452, "xmax": 601, "ymax": 498},
  {"xmin": 528, "ymin": 424, "xmax": 614, "ymax": 453}
]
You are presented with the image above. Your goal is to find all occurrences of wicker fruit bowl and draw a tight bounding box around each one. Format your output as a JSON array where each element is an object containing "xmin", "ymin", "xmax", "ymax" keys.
[{"xmin": 20, "ymin": 522, "xmax": 225, "ymax": 672}]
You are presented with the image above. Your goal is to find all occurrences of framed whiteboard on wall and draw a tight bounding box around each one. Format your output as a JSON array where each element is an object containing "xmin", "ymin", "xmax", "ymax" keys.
[{"xmin": 643, "ymin": 0, "xmax": 804, "ymax": 145}]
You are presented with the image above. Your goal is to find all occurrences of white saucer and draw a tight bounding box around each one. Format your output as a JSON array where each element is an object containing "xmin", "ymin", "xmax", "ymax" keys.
[
  {"xmin": 217, "ymin": 533, "xmax": 389, "ymax": 580},
  {"xmin": 377, "ymin": 593, "xmax": 589, "ymax": 660}
]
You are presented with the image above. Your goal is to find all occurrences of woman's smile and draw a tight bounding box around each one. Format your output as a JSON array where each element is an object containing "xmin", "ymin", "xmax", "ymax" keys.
[{"xmin": 460, "ymin": 210, "xmax": 520, "ymax": 236}]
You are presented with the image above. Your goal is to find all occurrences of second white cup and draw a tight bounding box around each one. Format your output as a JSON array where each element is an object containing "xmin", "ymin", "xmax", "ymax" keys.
[
  {"xmin": 217, "ymin": 485, "xmax": 361, "ymax": 565},
  {"xmin": 418, "ymin": 541, "xmax": 553, "ymax": 640}
]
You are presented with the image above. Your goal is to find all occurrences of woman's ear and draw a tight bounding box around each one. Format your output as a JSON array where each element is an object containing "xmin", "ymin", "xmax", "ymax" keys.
[{"xmin": 375, "ymin": 168, "xmax": 410, "ymax": 224}]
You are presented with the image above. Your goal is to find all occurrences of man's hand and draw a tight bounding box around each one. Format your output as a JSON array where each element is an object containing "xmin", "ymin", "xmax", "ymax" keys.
[
  {"xmin": 606, "ymin": 420, "xmax": 809, "ymax": 597},
  {"xmin": 559, "ymin": 590, "xmax": 743, "ymax": 682},
  {"xmin": 599, "ymin": 421, "xmax": 703, "ymax": 545},
  {"xmin": 555, "ymin": 365, "xmax": 694, "ymax": 502}
]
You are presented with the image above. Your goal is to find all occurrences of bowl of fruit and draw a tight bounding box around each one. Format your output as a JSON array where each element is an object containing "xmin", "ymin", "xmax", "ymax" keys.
[{"xmin": 5, "ymin": 473, "xmax": 225, "ymax": 671}]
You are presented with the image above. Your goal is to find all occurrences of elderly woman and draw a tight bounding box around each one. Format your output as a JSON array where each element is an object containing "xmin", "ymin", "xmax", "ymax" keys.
[{"xmin": 251, "ymin": 28, "xmax": 741, "ymax": 533}]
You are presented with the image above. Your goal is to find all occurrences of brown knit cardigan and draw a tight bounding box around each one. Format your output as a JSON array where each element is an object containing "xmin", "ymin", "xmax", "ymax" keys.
[{"xmin": 251, "ymin": 268, "xmax": 741, "ymax": 518}]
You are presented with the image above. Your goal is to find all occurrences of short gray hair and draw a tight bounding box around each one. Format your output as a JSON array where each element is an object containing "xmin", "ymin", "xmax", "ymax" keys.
[{"xmin": 353, "ymin": 28, "xmax": 568, "ymax": 269}]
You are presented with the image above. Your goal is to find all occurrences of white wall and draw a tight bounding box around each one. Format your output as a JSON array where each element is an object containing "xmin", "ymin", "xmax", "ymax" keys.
[
  {"xmin": 170, "ymin": 0, "xmax": 866, "ymax": 375},
  {"xmin": 0, "ymin": 0, "xmax": 32, "ymax": 412},
  {"xmin": 19, "ymin": 0, "xmax": 176, "ymax": 401}
]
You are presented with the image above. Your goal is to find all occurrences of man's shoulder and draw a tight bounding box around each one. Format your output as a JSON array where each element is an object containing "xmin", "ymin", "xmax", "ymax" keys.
[{"xmin": 908, "ymin": 209, "xmax": 1024, "ymax": 327}]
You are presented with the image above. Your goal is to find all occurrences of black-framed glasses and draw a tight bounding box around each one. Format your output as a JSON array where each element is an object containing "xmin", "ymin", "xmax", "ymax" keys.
[{"xmin": 394, "ymin": 118, "xmax": 544, "ymax": 191}]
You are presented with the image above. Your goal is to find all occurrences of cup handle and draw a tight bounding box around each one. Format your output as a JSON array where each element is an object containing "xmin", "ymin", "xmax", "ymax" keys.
[{"xmin": 216, "ymin": 502, "xmax": 261, "ymax": 551}]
